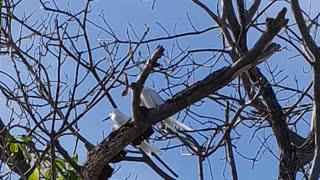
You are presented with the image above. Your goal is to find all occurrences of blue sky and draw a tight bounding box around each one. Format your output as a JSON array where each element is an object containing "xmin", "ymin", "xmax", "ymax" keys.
[
  {"xmin": 1, "ymin": 0, "xmax": 320, "ymax": 179},
  {"xmin": 83, "ymin": 1, "xmax": 312, "ymax": 179}
]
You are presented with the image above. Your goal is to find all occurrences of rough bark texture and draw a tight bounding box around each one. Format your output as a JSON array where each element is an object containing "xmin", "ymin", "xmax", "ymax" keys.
[
  {"xmin": 81, "ymin": 9, "xmax": 288, "ymax": 179},
  {"xmin": 291, "ymin": 0, "xmax": 320, "ymax": 179}
]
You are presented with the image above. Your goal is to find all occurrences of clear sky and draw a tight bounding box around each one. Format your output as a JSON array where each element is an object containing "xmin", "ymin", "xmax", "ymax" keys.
[{"xmin": 1, "ymin": 0, "xmax": 320, "ymax": 179}]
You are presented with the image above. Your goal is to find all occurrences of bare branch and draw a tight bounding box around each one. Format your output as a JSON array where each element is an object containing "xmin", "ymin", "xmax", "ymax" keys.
[{"xmin": 132, "ymin": 46, "xmax": 165, "ymax": 124}]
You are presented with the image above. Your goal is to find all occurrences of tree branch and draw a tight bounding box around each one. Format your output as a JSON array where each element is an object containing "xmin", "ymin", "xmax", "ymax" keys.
[
  {"xmin": 222, "ymin": 0, "xmax": 240, "ymax": 39},
  {"xmin": 81, "ymin": 8, "xmax": 287, "ymax": 180},
  {"xmin": 291, "ymin": 0, "xmax": 320, "ymax": 59},
  {"xmin": 132, "ymin": 46, "xmax": 165, "ymax": 124},
  {"xmin": 291, "ymin": 1, "xmax": 320, "ymax": 179}
]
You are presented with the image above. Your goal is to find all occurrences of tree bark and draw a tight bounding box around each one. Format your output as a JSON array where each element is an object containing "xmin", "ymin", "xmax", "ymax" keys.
[{"xmin": 81, "ymin": 9, "xmax": 288, "ymax": 178}]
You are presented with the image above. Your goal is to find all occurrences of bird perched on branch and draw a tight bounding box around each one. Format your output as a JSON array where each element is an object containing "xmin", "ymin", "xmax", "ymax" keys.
[
  {"xmin": 140, "ymin": 86, "xmax": 193, "ymax": 133},
  {"xmin": 109, "ymin": 109, "xmax": 162, "ymax": 158}
]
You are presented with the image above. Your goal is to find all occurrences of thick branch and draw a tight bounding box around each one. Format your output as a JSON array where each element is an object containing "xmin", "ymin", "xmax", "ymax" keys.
[
  {"xmin": 291, "ymin": 1, "xmax": 320, "ymax": 179},
  {"xmin": 310, "ymin": 64, "xmax": 320, "ymax": 179},
  {"xmin": 253, "ymin": 69, "xmax": 296, "ymax": 179},
  {"xmin": 291, "ymin": 0, "xmax": 320, "ymax": 59},
  {"xmin": 132, "ymin": 46, "xmax": 165, "ymax": 124},
  {"xmin": 246, "ymin": 0, "xmax": 261, "ymax": 27},
  {"xmin": 81, "ymin": 9, "xmax": 287, "ymax": 180},
  {"xmin": 236, "ymin": 0, "xmax": 245, "ymax": 25},
  {"xmin": 222, "ymin": 0, "xmax": 241, "ymax": 38}
]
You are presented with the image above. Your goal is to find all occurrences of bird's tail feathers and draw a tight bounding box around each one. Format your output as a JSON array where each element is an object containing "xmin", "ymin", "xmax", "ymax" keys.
[
  {"xmin": 139, "ymin": 141, "xmax": 163, "ymax": 158},
  {"xmin": 164, "ymin": 118, "xmax": 193, "ymax": 133}
]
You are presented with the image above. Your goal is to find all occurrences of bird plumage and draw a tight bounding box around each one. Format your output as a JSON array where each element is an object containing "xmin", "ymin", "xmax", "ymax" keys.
[
  {"xmin": 140, "ymin": 87, "xmax": 193, "ymax": 133},
  {"xmin": 109, "ymin": 109, "xmax": 162, "ymax": 157}
]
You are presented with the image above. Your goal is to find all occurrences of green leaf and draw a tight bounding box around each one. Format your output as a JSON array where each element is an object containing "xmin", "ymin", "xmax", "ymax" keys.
[
  {"xmin": 66, "ymin": 154, "xmax": 79, "ymax": 170},
  {"xmin": 44, "ymin": 168, "xmax": 51, "ymax": 180},
  {"xmin": 28, "ymin": 168, "xmax": 39, "ymax": 180},
  {"xmin": 72, "ymin": 154, "xmax": 78, "ymax": 163},
  {"xmin": 66, "ymin": 170, "xmax": 78, "ymax": 180},
  {"xmin": 7, "ymin": 136, "xmax": 16, "ymax": 143},
  {"xmin": 55, "ymin": 158, "xmax": 65, "ymax": 170},
  {"xmin": 9, "ymin": 143, "xmax": 19, "ymax": 154},
  {"xmin": 20, "ymin": 135, "xmax": 32, "ymax": 143},
  {"xmin": 18, "ymin": 144, "xmax": 32, "ymax": 161}
]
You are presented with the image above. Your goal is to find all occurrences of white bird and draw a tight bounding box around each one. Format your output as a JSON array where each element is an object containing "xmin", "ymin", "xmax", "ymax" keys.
[
  {"xmin": 140, "ymin": 87, "xmax": 193, "ymax": 133},
  {"xmin": 109, "ymin": 109, "xmax": 162, "ymax": 158}
]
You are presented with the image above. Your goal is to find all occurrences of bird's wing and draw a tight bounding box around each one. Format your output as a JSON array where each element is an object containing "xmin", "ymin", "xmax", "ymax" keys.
[
  {"xmin": 141, "ymin": 87, "xmax": 193, "ymax": 132},
  {"xmin": 109, "ymin": 109, "xmax": 130, "ymax": 127},
  {"xmin": 112, "ymin": 125, "xmax": 120, "ymax": 131},
  {"xmin": 110, "ymin": 109, "xmax": 161, "ymax": 158},
  {"xmin": 141, "ymin": 87, "xmax": 164, "ymax": 108}
]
